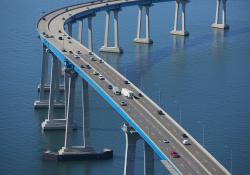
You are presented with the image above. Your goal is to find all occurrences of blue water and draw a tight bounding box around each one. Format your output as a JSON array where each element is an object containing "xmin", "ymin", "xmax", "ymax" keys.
[{"xmin": 0, "ymin": 0, "xmax": 250, "ymax": 174}]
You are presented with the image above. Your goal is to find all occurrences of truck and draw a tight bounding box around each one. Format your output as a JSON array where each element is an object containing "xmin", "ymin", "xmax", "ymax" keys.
[
  {"xmin": 121, "ymin": 88, "xmax": 134, "ymax": 98},
  {"xmin": 113, "ymin": 86, "xmax": 121, "ymax": 95}
]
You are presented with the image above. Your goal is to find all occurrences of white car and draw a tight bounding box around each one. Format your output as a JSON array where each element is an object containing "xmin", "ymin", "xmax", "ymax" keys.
[
  {"xmin": 163, "ymin": 139, "xmax": 169, "ymax": 143},
  {"xmin": 99, "ymin": 75, "xmax": 105, "ymax": 80},
  {"xmin": 182, "ymin": 139, "xmax": 190, "ymax": 145}
]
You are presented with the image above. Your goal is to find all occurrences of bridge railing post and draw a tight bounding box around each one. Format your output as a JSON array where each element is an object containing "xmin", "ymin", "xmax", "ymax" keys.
[
  {"xmin": 171, "ymin": 0, "xmax": 189, "ymax": 36},
  {"xmin": 100, "ymin": 9, "xmax": 123, "ymax": 53},
  {"xmin": 212, "ymin": 0, "xmax": 229, "ymax": 29},
  {"xmin": 134, "ymin": 5, "xmax": 153, "ymax": 44}
]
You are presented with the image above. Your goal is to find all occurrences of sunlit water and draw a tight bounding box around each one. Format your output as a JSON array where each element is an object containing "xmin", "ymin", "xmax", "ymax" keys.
[{"xmin": 0, "ymin": 0, "xmax": 250, "ymax": 174}]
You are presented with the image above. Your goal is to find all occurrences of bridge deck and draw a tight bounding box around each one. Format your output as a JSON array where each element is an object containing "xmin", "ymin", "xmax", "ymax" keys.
[{"xmin": 37, "ymin": 0, "xmax": 230, "ymax": 174}]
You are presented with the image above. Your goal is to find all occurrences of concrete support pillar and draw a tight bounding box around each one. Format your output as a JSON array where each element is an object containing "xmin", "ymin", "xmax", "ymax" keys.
[
  {"xmin": 88, "ymin": 17, "xmax": 93, "ymax": 51},
  {"xmin": 68, "ymin": 23, "xmax": 73, "ymax": 37},
  {"xmin": 41, "ymin": 55, "xmax": 66, "ymax": 130},
  {"xmin": 122, "ymin": 123, "xmax": 140, "ymax": 175},
  {"xmin": 212, "ymin": 0, "xmax": 229, "ymax": 29},
  {"xmin": 64, "ymin": 68, "xmax": 70, "ymax": 117},
  {"xmin": 63, "ymin": 69, "xmax": 78, "ymax": 149},
  {"xmin": 82, "ymin": 79, "xmax": 90, "ymax": 148},
  {"xmin": 78, "ymin": 19, "xmax": 83, "ymax": 43},
  {"xmin": 39, "ymin": 45, "xmax": 49, "ymax": 101},
  {"xmin": 171, "ymin": 0, "xmax": 189, "ymax": 36},
  {"xmin": 100, "ymin": 9, "xmax": 123, "ymax": 53},
  {"xmin": 134, "ymin": 5, "xmax": 153, "ymax": 44},
  {"xmin": 144, "ymin": 142, "xmax": 155, "ymax": 175}
]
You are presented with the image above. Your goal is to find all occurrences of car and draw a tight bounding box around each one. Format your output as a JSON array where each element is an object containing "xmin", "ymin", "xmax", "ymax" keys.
[
  {"xmin": 99, "ymin": 75, "xmax": 105, "ymax": 80},
  {"xmin": 158, "ymin": 110, "xmax": 164, "ymax": 115},
  {"xmin": 86, "ymin": 65, "xmax": 91, "ymax": 69},
  {"xmin": 62, "ymin": 17, "xmax": 65, "ymax": 20},
  {"xmin": 77, "ymin": 50, "xmax": 81, "ymax": 54},
  {"xmin": 69, "ymin": 51, "xmax": 73, "ymax": 54},
  {"xmin": 91, "ymin": 57, "xmax": 97, "ymax": 61},
  {"xmin": 58, "ymin": 36, "xmax": 63, "ymax": 40},
  {"xmin": 120, "ymin": 101, "xmax": 127, "ymax": 106},
  {"xmin": 58, "ymin": 30, "xmax": 62, "ymax": 33},
  {"xmin": 67, "ymin": 36, "xmax": 71, "ymax": 39},
  {"xmin": 99, "ymin": 59, "xmax": 104, "ymax": 63},
  {"xmin": 62, "ymin": 49, "xmax": 67, "ymax": 52},
  {"xmin": 138, "ymin": 93, "xmax": 143, "ymax": 97},
  {"xmin": 74, "ymin": 55, "xmax": 80, "ymax": 59},
  {"xmin": 68, "ymin": 41, "xmax": 72, "ymax": 44},
  {"xmin": 134, "ymin": 95, "xmax": 139, "ymax": 99},
  {"xmin": 182, "ymin": 139, "xmax": 190, "ymax": 145},
  {"xmin": 88, "ymin": 51, "xmax": 93, "ymax": 55},
  {"xmin": 108, "ymin": 85, "xmax": 113, "ymax": 89},
  {"xmin": 182, "ymin": 134, "xmax": 188, "ymax": 138},
  {"xmin": 80, "ymin": 65, "xmax": 85, "ymax": 68},
  {"xmin": 124, "ymin": 80, "xmax": 130, "ymax": 84},
  {"xmin": 170, "ymin": 151, "xmax": 180, "ymax": 158},
  {"xmin": 163, "ymin": 139, "xmax": 169, "ymax": 143},
  {"xmin": 93, "ymin": 71, "xmax": 99, "ymax": 75}
]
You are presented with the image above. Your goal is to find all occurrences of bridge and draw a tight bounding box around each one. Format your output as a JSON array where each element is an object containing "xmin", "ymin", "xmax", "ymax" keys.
[{"xmin": 34, "ymin": 0, "xmax": 230, "ymax": 174}]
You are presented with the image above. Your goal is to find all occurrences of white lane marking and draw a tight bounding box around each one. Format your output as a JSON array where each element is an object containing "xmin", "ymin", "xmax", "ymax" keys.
[{"xmin": 133, "ymin": 99, "xmax": 212, "ymax": 175}]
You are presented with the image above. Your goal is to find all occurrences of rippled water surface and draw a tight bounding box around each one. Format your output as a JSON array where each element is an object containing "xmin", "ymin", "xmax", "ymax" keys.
[{"xmin": 0, "ymin": 0, "xmax": 250, "ymax": 174}]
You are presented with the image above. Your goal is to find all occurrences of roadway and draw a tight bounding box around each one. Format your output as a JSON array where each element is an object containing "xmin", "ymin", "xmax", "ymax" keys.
[{"xmin": 37, "ymin": 0, "xmax": 231, "ymax": 174}]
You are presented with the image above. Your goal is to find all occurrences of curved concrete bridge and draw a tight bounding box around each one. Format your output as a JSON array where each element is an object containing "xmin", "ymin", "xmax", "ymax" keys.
[{"xmin": 35, "ymin": 0, "xmax": 230, "ymax": 174}]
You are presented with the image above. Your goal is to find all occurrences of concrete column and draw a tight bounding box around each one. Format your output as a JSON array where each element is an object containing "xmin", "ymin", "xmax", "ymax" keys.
[
  {"xmin": 54, "ymin": 59, "xmax": 61, "ymax": 103},
  {"xmin": 68, "ymin": 23, "xmax": 72, "ymax": 37},
  {"xmin": 114, "ymin": 10, "xmax": 119, "ymax": 48},
  {"xmin": 144, "ymin": 142, "xmax": 154, "ymax": 175},
  {"xmin": 173, "ymin": 0, "xmax": 179, "ymax": 31},
  {"xmin": 64, "ymin": 68, "xmax": 69, "ymax": 117},
  {"xmin": 88, "ymin": 17, "xmax": 93, "ymax": 51},
  {"xmin": 215, "ymin": 0, "xmax": 220, "ymax": 24},
  {"xmin": 39, "ymin": 45, "xmax": 49, "ymax": 101},
  {"xmin": 47, "ymin": 55, "xmax": 58, "ymax": 120},
  {"xmin": 136, "ymin": 6, "xmax": 142, "ymax": 39},
  {"xmin": 122, "ymin": 123, "xmax": 140, "ymax": 175},
  {"xmin": 104, "ymin": 11, "xmax": 110, "ymax": 47},
  {"xmin": 78, "ymin": 20, "xmax": 83, "ymax": 43},
  {"xmin": 64, "ymin": 69, "xmax": 78, "ymax": 149},
  {"xmin": 145, "ymin": 6, "xmax": 150, "ymax": 40},
  {"xmin": 134, "ymin": 5, "xmax": 153, "ymax": 44},
  {"xmin": 82, "ymin": 79, "xmax": 90, "ymax": 148},
  {"xmin": 100, "ymin": 9, "xmax": 123, "ymax": 53},
  {"xmin": 171, "ymin": 0, "xmax": 189, "ymax": 36},
  {"xmin": 222, "ymin": 0, "xmax": 227, "ymax": 25},
  {"xmin": 212, "ymin": 0, "xmax": 229, "ymax": 29}
]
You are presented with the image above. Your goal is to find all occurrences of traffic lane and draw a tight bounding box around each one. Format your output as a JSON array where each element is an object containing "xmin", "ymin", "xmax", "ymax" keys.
[{"xmin": 127, "ymin": 99, "xmax": 211, "ymax": 175}]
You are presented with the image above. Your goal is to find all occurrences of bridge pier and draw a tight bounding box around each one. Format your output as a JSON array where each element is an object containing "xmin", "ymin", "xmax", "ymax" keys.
[
  {"xmin": 87, "ymin": 16, "xmax": 94, "ymax": 51},
  {"xmin": 211, "ymin": 0, "xmax": 229, "ymax": 29},
  {"xmin": 170, "ymin": 0, "xmax": 189, "ymax": 36},
  {"xmin": 67, "ymin": 23, "xmax": 73, "ymax": 37},
  {"xmin": 78, "ymin": 19, "xmax": 83, "ymax": 43},
  {"xmin": 43, "ymin": 71, "xmax": 112, "ymax": 160},
  {"xmin": 100, "ymin": 9, "xmax": 123, "ymax": 53},
  {"xmin": 40, "ymin": 55, "xmax": 67, "ymax": 130},
  {"xmin": 122, "ymin": 123, "xmax": 155, "ymax": 175},
  {"xmin": 134, "ymin": 5, "xmax": 153, "ymax": 44},
  {"xmin": 34, "ymin": 47, "xmax": 64, "ymax": 109}
]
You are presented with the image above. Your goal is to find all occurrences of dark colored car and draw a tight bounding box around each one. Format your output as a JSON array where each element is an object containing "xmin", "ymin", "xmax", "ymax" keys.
[
  {"xmin": 138, "ymin": 93, "xmax": 143, "ymax": 97},
  {"xmin": 158, "ymin": 110, "xmax": 164, "ymax": 115},
  {"xmin": 86, "ymin": 65, "xmax": 91, "ymax": 69},
  {"xmin": 182, "ymin": 134, "xmax": 188, "ymax": 138},
  {"xmin": 124, "ymin": 80, "xmax": 130, "ymax": 84},
  {"xmin": 120, "ymin": 101, "xmax": 127, "ymax": 106},
  {"xmin": 108, "ymin": 85, "xmax": 113, "ymax": 89},
  {"xmin": 80, "ymin": 65, "xmax": 85, "ymax": 68}
]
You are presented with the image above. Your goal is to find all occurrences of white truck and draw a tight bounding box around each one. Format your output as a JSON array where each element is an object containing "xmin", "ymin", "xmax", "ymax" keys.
[{"xmin": 121, "ymin": 88, "xmax": 134, "ymax": 98}]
